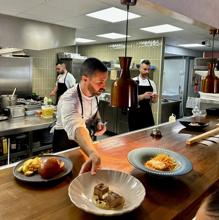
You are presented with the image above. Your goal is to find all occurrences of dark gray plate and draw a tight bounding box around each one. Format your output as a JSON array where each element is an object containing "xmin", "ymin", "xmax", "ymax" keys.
[
  {"xmin": 179, "ymin": 120, "xmax": 208, "ymax": 130},
  {"xmin": 128, "ymin": 147, "xmax": 192, "ymax": 176},
  {"xmin": 13, "ymin": 155, "xmax": 73, "ymax": 183}
]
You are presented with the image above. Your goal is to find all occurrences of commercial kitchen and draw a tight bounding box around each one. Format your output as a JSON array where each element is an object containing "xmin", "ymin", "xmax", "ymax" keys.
[{"xmin": 0, "ymin": 1, "xmax": 219, "ymax": 220}]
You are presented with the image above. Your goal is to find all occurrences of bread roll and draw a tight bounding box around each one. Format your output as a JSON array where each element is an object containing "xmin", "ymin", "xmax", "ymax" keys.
[{"xmin": 38, "ymin": 157, "xmax": 64, "ymax": 179}]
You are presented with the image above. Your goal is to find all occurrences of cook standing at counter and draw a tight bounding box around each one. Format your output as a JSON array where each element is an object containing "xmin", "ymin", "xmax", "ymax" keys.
[
  {"xmin": 52, "ymin": 58, "xmax": 108, "ymax": 175},
  {"xmin": 128, "ymin": 59, "xmax": 158, "ymax": 131},
  {"xmin": 50, "ymin": 61, "xmax": 76, "ymax": 104}
]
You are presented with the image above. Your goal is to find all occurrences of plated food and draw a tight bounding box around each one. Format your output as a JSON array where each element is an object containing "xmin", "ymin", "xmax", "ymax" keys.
[
  {"xmin": 128, "ymin": 147, "xmax": 192, "ymax": 176},
  {"xmin": 145, "ymin": 154, "xmax": 177, "ymax": 171},
  {"xmin": 68, "ymin": 169, "xmax": 145, "ymax": 216},
  {"xmin": 17, "ymin": 156, "xmax": 41, "ymax": 176},
  {"xmin": 93, "ymin": 183, "xmax": 124, "ymax": 210},
  {"xmin": 179, "ymin": 120, "xmax": 209, "ymax": 130},
  {"xmin": 39, "ymin": 157, "xmax": 65, "ymax": 179},
  {"xmin": 188, "ymin": 122, "xmax": 201, "ymax": 127},
  {"xmin": 17, "ymin": 156, "xmax": 65, "ymax": 179},
  {"xmin": 13, "ymin": 155, "xmax": 73, "ymax": 183}
]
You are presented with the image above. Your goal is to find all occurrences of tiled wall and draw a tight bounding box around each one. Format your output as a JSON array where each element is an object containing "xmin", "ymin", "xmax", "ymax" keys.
[
  {"xmin": 26, "ymin": 38, "xmax": 164, "ymax": 123},
  {"xmin": 79, "ymin": 38, "xmax": 165, "ymax": 123},
  {"xmin": 25, "ymin": 46, "xmax": 76, "ymax": 100}
]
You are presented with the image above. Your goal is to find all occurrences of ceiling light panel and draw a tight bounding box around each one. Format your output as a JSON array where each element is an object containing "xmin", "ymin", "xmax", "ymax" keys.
[
  {"xmin": 75, "ymin": 38, "xmax": 96, "ymax": 43},
  {"xmin": 179, "ymin": 43, "xmax": 204, "ymax": 48},
  {"xmin": 86, "ymin": 7, "xmax": 140, "ymax": 23},
  {"xmin": 141, "ymin": 24, "xmax": 183, "ymax": 33},
  {"xmin": 97, "ymin": 33, "xmax": 130, "ymax": 39}
]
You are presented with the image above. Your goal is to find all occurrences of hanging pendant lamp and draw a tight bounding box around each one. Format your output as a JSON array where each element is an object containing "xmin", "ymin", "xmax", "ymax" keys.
[
  {"xmin": 202, "ymin": 29, "xmax": 219, "ymax": 93},
  {"xmin": 111, "ymin": 0, "xmax": 138, "ymax": 108}
]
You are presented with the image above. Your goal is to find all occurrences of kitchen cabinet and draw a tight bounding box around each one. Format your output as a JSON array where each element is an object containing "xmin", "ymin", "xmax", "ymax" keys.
[
  {"xmin": 0, "ymin": 116, "xmax": 55, "ymax": 166},
  {"xmin": 0, "ymin": 130, "xmax": 53, "ymax": 166}
]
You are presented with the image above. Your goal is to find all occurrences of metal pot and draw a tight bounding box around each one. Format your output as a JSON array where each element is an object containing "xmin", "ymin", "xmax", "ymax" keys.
[{"xmin": 0, "ymin": 94, "xmax": 17, "ymax": 108}]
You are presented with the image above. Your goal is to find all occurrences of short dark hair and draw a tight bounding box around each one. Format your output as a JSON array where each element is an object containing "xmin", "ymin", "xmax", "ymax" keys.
[
  {"xmin": 141, "ymin": 60, "xmax": 151, "ymax": 65},
  {"xmin": 81, "ymin": 58, "xmax": 107, "ymax": 77},
  {"xmin": 206, "ymin": 189, "xmax": 219, "ymax": 218},
  {"xmin": 56, "ymin": 61, "xmax": 66, "ymax": 66}
]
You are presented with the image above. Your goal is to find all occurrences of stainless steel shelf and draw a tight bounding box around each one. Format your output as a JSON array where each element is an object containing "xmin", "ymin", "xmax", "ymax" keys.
[
  {"xmin": 32, "ymin": 144, "xmax": 52, "ymax": 153},
  {"xmin": 0, "ymin": 150, "xmax": 28, "ymax": 161}
]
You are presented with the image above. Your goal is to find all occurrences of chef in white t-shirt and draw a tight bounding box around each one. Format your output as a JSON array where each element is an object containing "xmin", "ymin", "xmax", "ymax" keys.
[
  {"xmin": 50, "ymin": 61, "xmax": 76, "ymax": 104},
  {"xmin": 53, "ymin": 58, "xmax": 108, "ymax": 175},
  {"xmin": 128, "ymin": 59, "xmax": 158, "ymax": 131}
]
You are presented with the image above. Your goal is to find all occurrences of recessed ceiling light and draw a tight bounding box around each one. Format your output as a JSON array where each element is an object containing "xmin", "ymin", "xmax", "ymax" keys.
[
  {"xmin": 75, "ymin": 38, "xmax": 96, "ymax": 43},
  {"xmin": 97, "ymin": 33, "xmax": 130, "ymax": 39},
  {"xmin": 179, "ymin": 43, "xmax": 204, "ymax": 48},
  {"xmin": 86, "ymin": 7, "xmax": 140, "ymax": 23},
  {"xmin": 141, "ymin": 24, "xmax": 183, "ymax": 33}
]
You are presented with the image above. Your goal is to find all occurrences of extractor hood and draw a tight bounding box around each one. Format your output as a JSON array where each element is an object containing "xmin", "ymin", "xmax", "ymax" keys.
[{"xmin": 0, "ymin": 14, "xmax": 76, "ymax": 50}]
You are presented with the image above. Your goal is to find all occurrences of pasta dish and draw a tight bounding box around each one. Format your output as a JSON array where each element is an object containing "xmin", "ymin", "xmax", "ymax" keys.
[{"xmin": 145, "ymin": 154, "xmax": 177, "ymax": 171}]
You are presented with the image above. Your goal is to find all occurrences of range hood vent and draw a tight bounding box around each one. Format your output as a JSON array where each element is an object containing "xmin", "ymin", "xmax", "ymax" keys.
[
  {"xmin": 0, "ymin": 48, "xmax": 29, "ymax": 57},
  {"xmin": 0, "ymin": 14, "xmax": 76, "ymax": 50}
]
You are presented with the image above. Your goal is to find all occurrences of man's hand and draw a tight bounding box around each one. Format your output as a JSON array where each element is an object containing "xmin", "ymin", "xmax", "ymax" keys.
[
  {"xmin": 50, "ymin": 90, "xmax": 56, "ymax": 96},
  {"xmin": 94, "ymin": 121, "xmax": 107, "ymax": 136},
  {"xmin": 142, "ymin": 92, "xmax": 153, "ymax": 99},
  {"xmin": 151, "ymin": 93, "xmax": 158, "ymax": 103},
  {"xmin": 79, "ymin": 152, "xmax": 101, "ymax": 175}
]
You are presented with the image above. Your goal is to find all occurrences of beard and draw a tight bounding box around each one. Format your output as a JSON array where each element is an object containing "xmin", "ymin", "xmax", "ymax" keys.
[
  {"xmin": 88, "ymin": 84, "xmax": 105, "ymax": 96},
  {"xmin": 57, "ymin": 70, "xmax": 65, "ymax": 75}
]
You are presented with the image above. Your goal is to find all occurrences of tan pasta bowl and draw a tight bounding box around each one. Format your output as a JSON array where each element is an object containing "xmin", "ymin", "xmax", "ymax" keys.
[{"xmin": 68, "ymin": 169, "xmax": 145, "ymax": 216}]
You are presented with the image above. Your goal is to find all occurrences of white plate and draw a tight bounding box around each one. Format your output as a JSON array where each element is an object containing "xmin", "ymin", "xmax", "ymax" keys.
[{"xmin": 68, "ymin": 169, "xmax": 145, "ymax": 216}]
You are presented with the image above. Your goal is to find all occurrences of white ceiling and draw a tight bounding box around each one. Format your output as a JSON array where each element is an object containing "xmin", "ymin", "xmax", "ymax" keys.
[{"xmin": 0, "ymin": 0, "xmax": 218, "ymax": 51}]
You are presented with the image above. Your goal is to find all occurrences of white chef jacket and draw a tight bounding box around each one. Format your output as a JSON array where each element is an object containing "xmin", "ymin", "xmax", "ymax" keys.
[
  {"xmin": 54, "ymin": 84, "xmax": 98, "ymax": 140},
  {"xmin": 133, "ymin": 75, "xmax": 157, "ymax": 93},
  {"xmin": 56, "ymin": 72, "xmax": 76, "ymax": 89}
]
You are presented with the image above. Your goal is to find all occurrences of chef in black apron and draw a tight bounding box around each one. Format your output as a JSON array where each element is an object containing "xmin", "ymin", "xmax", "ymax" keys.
[
  {"xmin": 52, "ymin": 58, "xmax": 108, "ymax": 175},
  {"xmin": 56, "ymin": 73, "xmax": 68, "ymax": 104},
  {"xmin": 50, "ymin": 61, "xmax": 76, "ymax": 104},
  {"xmin": 53, "ymin": 84, "xmax": 100, "ymax": 152},
  {"xmin": 128, "ymin": 60, "xmax": 158, "ymax": 131}
]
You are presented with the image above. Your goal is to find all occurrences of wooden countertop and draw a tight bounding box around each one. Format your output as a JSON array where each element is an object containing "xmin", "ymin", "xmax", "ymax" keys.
[{"xmin": 0, "ymin": 116, "xmax": 219, "ymax": 220}]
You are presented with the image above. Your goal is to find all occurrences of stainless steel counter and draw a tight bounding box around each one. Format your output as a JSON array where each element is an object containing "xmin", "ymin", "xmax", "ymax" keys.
[{"xmin": 0, "ymin": 116, "xmax": 55, "ymax": 136}]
